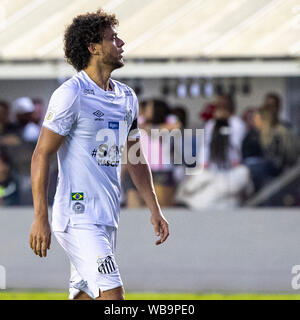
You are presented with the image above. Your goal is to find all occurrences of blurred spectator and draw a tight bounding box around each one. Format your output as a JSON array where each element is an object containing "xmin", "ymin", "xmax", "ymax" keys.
[
  {"xmin": 264, "ymin": 92, "xmax": 291, "ymax": 128},
  {"xmin": 242, "ymin": 105, "xmax": 300, "ymax": 192},
  {"xmin": 0, "ymin": 146, "xmax": 20, "ymax": 206},
  {"xmin": 123, "ymin": 98, "xmax": 180, "ymax": 207},
  {"xmin": 172, "ymin": 106, "xmax": 187, "ymax": 128},
  {"xmin": 0, "ymin": 100, "xmax": 21, "ymax": 147},
  {"xmin": 242, "ymin": 107, "xmax": 269, "ymax": 191},
  {"xmin": 241, "ymin": 107, "xmax": 262, "ymax": 161},
  {"xmin": 122, "ymin": 99, "xmax": 148, "ymax": 208},
  {"xmin": 167, "ymin": 106, "xmax": 188, "ymax": 187},
  {"xmin": 171, "ymin": 105, "xmax": 199, "ymax": 179},
  {"xmin": 137, "ymin": 99, "xmax": 147, "ymax": 126},
  {"xmin": 142, "ymin": 99, "xmax": 180, "ymax": 207},
  {"xmin": 175, "ymin": 94, "xmax": 252, "ymax": 209},
  {"xmin": 264, "ymin": 92, "xmax": 280, "ymax": 112},
  {"xmin": 12, "ymin": 97, "xmax": 40, "ymax": 143},
  {"xmin": 32, "ymin": 98, "xmax": 45, "ymax": 126},
  {"xmin": 143, "ymin": 98, "xmax": 170, "ymax": 126},
  {"xmin": 241, "ymin": 107, "xmax": 264, "ymax": 160},
  {"xmin": 256, "ymin": 105, "xmax": 299, "ymax": 169},
  {"xmin": 257, "ymin": 106, "xmax": 298, "ymax": 168},
  {"xmin": 199, "ymin": 102, "xmax": 215, "ymax": 124},
  {"xmin": 204, "ymin": 94, "xmax": 247, "ymax": 169},
  {"xmin": 242, "ymin": 107, "xmax": 256, "ymax": 130}
]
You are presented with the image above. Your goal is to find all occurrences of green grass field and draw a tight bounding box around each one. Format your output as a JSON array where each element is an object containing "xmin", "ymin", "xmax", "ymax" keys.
[{"xmin": 1, "ymin": 291, "xmax": 300, "ymax": 300}]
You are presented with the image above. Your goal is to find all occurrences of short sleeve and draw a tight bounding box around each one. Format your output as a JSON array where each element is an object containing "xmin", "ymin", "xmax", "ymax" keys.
[
  {"xmin": 43, "ymin": 84, "xmax": 79, "ymax": 136},
  {"xmin": 128, "ymin": 88, "xmax": 141, "ymax": 140}
]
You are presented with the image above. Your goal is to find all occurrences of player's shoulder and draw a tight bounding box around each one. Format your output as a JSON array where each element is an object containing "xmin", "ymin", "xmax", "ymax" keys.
[
  {"xmin": 49, "ymin": 75, "xmax": 82, "ymax": 109},
  {"xmin": 52, "ymin": 74, "xmax": 81, "ymax": 100}
]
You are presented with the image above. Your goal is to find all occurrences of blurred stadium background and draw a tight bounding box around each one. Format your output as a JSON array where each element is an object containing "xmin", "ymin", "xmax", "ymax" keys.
[{"xmin": 1, "ymin": 0, "xmax": 300, "ymax": 299}]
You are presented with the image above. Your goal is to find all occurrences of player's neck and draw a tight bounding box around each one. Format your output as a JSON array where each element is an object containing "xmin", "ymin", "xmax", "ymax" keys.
[{"xmin": 84, "ymin": 65, "xmax": 112, "ymax": 91}]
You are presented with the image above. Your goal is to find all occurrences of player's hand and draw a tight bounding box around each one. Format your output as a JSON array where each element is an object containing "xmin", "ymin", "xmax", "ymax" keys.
[
  {"xmin": 150, "ymin": 212, "xmax": 169, "ymax": 245},
  {"xmin": 29, "ymin": 217, "xmax": 51, "ymax": 258}
]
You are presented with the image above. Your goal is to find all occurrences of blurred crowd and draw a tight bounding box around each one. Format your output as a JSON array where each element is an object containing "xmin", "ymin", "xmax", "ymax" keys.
[
  {"xmin": 1, "ymin": 91, "xmax": 300, "ymax": 208},
  {"xmin": 122, "ymin": 92, "xmax": 300, "ymax": 209},
  {"xmin": 0, "ymin": 97, "xmax": 45, "ymax": 206}
]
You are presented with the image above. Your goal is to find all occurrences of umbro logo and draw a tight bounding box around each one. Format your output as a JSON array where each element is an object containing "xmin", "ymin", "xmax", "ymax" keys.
[{"xmin": 93, "ymin": 110, "xmax": 104, "ymax": 121}]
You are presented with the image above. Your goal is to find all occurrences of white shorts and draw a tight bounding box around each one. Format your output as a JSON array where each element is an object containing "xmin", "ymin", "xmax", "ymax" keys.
[{"xmin": 54, "ymin": 224, "xmax": 123, "ymax": 299}]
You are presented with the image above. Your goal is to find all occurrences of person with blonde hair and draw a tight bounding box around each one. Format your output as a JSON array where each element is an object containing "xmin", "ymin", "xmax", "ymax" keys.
[
  {"xmin": 242, "ymin": 105, "xmax": 300, "ymax": 192},
  {"xmin": 254, "ymin": 105, "xmax": 299, "ymax": 174}
]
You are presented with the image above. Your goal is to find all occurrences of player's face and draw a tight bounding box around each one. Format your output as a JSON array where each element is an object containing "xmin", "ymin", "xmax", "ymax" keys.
[{"xmin": 100, "ymin": 26, "xmax": 125, "ymax": 69}]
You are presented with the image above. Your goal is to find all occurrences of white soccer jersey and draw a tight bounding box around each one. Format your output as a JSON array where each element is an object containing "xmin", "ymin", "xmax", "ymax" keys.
[{"xmin": 43, "ymin": 71, "xmax": 140, "ymax": 231}]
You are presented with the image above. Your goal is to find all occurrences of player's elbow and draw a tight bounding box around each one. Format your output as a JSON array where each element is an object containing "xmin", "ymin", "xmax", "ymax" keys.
[{"xmin": 31, "ymin": 147, "xmax": 52, "ymax": 167}]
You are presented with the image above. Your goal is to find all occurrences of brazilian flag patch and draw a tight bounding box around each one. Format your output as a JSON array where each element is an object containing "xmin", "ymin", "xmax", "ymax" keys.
[{"xmin": 71, "ymin": 192, "xmax": 84, "ymax": 201}]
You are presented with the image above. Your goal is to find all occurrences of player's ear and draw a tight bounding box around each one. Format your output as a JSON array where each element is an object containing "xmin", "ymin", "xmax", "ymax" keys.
[{"xmin": 88, "ymin": 43, "xmax": 100, "ymax": 55}]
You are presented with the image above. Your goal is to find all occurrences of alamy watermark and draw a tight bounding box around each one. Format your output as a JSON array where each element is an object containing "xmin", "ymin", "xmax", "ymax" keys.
[
  {"xmin": 0, "ymin": 265, "xmax": 6, "ymax": 289},
  {"xmin": 291, "ymin": 265, "xmax": 300, "ymax": 290},
  {"xmin": 95, "ymin": 121, "xmax": 205, "ymax": 175}
]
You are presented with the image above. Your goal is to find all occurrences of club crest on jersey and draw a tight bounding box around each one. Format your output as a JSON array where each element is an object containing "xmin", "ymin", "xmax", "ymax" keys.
[
  {"xmin": 97, "ymin": 256, "xmax": 116, "ymax": 274},
  {"xmin": 124, "ymin": 106, "xmax": 133, "ymax": 129},
  {"xmin": 45, "ymin": 110, "xmax": 56, "ymax": 122},
  {"xmin": 71, "ymin": 192, "xmax": 84, "ymax": 201}
]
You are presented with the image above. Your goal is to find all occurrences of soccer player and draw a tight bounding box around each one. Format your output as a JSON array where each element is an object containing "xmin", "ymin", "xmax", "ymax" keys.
[{"xmin": 29, "ymin": 9, "xmax": 169, "ymax": 300}]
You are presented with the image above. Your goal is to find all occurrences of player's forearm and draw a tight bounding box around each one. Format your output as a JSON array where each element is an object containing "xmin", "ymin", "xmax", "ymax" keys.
[
  {"xmin": 31, "ymin": 150, "xmax": 51, "ymax": 220},
  {"xmin": 126, "ymin": 161, "xmax": 160, "ymax": 214}
]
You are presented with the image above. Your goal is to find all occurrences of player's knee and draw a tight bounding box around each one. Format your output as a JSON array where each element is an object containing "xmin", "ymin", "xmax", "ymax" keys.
[{"xmin": 118, "ymin": 286, "xmax": 125, "ymax": 300}]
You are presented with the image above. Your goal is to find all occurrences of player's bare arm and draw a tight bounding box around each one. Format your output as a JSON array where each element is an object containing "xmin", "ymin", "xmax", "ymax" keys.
[
  {"xmin": 125, "ymin": 139, "xmax": 170, "ymax": 246},
  {"xmin": 30, "ymin": 127, "xmax": 65, "ymax": 257}
]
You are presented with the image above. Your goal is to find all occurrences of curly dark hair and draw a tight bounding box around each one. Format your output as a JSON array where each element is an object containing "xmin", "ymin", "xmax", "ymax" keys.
[{"xmin": 64, "ymin": 9, "xmax": 119, "ymax": 71}]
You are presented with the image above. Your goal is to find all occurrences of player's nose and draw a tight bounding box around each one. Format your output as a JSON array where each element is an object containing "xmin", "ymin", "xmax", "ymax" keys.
[{"xmin": 117, "ymin": 38, "xmax": 125, "ymax": 47}]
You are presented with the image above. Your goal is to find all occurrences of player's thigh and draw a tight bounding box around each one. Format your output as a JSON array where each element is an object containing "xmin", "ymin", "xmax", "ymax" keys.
[
  {"xmin": 55, "ymin": 226, "xmax": 123, "ymax": 299},
  {"xmin": 73, "ymin": 291, "xmax": 93, "ymax": 300},
  {"xmin": 95, "ymin": 285, "xmax": 125, "ymax": 300}
]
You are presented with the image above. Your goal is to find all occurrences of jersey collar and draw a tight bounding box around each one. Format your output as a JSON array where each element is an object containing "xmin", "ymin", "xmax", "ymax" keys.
[{"xmin": 80, "ymin": 70, "xmax": 119, "ymax": 101}]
